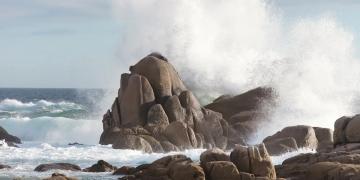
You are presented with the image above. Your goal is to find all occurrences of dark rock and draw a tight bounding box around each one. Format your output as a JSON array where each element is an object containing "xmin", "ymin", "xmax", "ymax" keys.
[
  {"xmin": 334, "ymin": 114, "xmax": 360, "ymax": 146},
  {"xmin": 200, "ymin": 148, "xmax": 230, "ymax": 167},
  {"xmin": 34, "ymin": 163, "xmax": 81, "ymax": 172},
  {"xmin": 0, "ymin": 164, "xmax": 11, "ymax": 169},
  {"xmin": 0, "ymin": 126, "xmax": 21, "ymax": 144},
  {"xmin": 264, "ymin": 137, "xmax": 298, "ymax": 156},
  {"xmin": 43, "ymin": 173, "xmax": 78, "ymax": 180},
  {"xmin": 263, "ymin": 125, "xmax": 318, "ymax": 150},
  {"xmin": 313, "ymin": 127, "xmax": 333, "ymax": 152},
  {"xmin": 203, "ymin": 161, "xmax": 240, "ymax": 180},
  {"xmin": 113, "ymin": 166, "xmax": 136, "ymax": 175},
  {"xmin": 68, "ymin": 142, "xmax": 83, "ymax": 146},
  {"xmin": 126, "ymin": 154, "xmax": 204, "ymax": 180},
  {"xmin": 83, "ymin": 160, "xmax": 116, "ymax": 172},
  {"xmin": 99, "ymin": 53, "xmax": 273, "ymax": 152},
  {"xmin": 230, "ymin": 144, "xmax": 276, "ymax": 179}
]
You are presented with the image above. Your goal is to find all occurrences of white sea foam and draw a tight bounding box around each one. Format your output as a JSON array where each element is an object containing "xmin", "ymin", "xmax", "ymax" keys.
[
  {"xmin": 0, "ymin": 141, "xmax": 206, "ymax": 179},
  {"xmin": 112, "ymin": 0, "xmax": 360, "ymax": 142},
  {"xmin": 0, "ymin": 116, "xmax": 102, "ymax": 144}
]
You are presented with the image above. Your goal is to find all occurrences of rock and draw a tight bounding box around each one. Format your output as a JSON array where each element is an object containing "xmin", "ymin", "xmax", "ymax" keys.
[
  {"xmin": 68, "ymin": 142, "xmax": 83, "ymax": 146},
  {"xmin": 263, "ymin": 125, "xmax": 318, "ymax": 150},
  {"xmin": 120, "ymin": 74, "xmax": 155, "ymax": 127},
  {"xmin": 100, "ymin": 53, "xmax": 273, "ymax": 152},
  {"xmin": 126, "ymin": 154, "xmax": 205, "ymax": 180},
  {"xmin": 113, "ymin": 166, "xmax": 136, "ymax": 175},
  {"xmin": 203, "ymin": 161, "xmax": 240, "ymax": 180},
  {"xmin": 205, "ymin": 87, "xmax": 274, "ymax": 120},
  {"xmin": 313, "ymin": 127, "xmax": 333, "ymax": 152},
  {"xmin": 164, "ymin": 121, "xmax": 192, "ymax": 149},
  {"xmin": 264, "ymin": 137, "xmax": 298, "ymax": 156},
  {"xmin": 0, "ymin": 126, "xmax": 21, "ymax": 144},
  {"xmin": 334, "ymin": 116, "xmax": 352, "ymax": 146},
  {"xmin": 34, "ymin": 163, "xmax": 81, "ymax": 172},
  {"xmin": 306, "ymin": 162, "xmax": 360, "ymax": 180},
  {"xmin": 230, "ymin": 144, "xmax": 276, "ymax": 179},
  {"xmin": 200, "ymin": 148, "xmax": 230, "ymax": 167},
  {"xmin": 334, "ymin": 114, "xmax": 360, "ymax": 146},
  {"xmin": 130, "ymin": 55, "xmax": 187, "ymax": 99},
  {"xmin": 43, "ymin": 173, "xmax": 78, "ymax": 180},
  {"xmin": 112, "ymin": 135, "xmax": 153, "ymax": 153},
  {"xmin": 83, "ymin": 160, "xmax": 116, "ymax": 172},
  {"xmin": 0, "ymin": 164, "xmax": 11, "ymax": 169}
]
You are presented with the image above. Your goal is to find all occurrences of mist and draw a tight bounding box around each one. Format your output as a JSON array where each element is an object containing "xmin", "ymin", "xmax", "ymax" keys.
[{"xmin": 111, "ymin": 0, "xmax": 360, "ymax": 142}]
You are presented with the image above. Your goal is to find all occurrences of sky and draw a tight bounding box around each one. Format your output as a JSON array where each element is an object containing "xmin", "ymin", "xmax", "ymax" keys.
[{"xmin": 1, "ymin": 0, "xmax": 360, "ymax": 88}]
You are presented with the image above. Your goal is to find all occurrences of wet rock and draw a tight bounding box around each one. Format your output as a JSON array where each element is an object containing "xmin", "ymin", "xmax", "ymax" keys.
[
  {"xmin": 230, "ymin": 144, "xmax": 276, "ymax": 179},
  {"xmin": 124, "ymin": 154, "xmax": 205, "ymax": 180},
  {"xmin": 99, "ymin": 53, "xmax": 274, "ymax": 152},
  {"xmin": 203, "ymin": 161, "xmax": 240, "ymax": 180},
  {"xmin": 0, "ymin": 164, "xmax": 11, "ymax": 169},
  {"xmin": 200, "ymin": 148, "xmax": 230, "ymax": 167},
  {"xmin": 83, "ymin": 160, "xmax": 116, "ymax": 172},
  {"xmin": 0, "ymin": 126, "xmax": 21, "ymax": 144},
  {"xmin": 263, "ymin": 125, "xmax": 318, "ymax": 150},
  {"xmin": 113, "ymin": 166, "xmax": 136, "ymax": 175},
  {"xmin": 68, "ymin": 142, "xmax": 83, "ymax": 146},
  {"xmin": 43, "ymin": 173, "xmax": 78, "ymax": 180},
  {"xmin": 34, "ymin": 163, "xmax": 81, "ymax": 172},
  {"xmin": 264, "ymin": 137, "xmax": 298, "ymax": 156}
]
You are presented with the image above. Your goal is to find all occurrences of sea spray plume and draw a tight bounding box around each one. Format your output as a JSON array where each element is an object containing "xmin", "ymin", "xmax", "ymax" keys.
[{"xmin": 112, "ymin": 0, "xmax": 360, "ymax": 142}]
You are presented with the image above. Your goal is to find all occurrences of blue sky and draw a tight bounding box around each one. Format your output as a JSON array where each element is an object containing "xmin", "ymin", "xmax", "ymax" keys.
[{"xmin": 1, "ymin": 0, "xmax": 360, "ymax": 88}]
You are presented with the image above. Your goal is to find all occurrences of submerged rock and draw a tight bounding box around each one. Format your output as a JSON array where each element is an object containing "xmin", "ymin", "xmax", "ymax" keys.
[
  {"xmin": 100, "ymin": 53, "xmax": 266, "ymax": 152},
  {"xmin": 83, "ymin": 160, "xmax": 116, "ymax": 172},
  {"xmin": 0, "ymin": 126, "xmax": 21, "ymax": 146},
  {"xmin": 43, "ymin": 173, "xmax": 78, "ymax": 180},
  {"xmin": 0, "ymin": 164, "xmax": 11, "ymax": 169},
  {"xmin": 34, "ymin": 163, "xmax": 81, "ymax": 172}
]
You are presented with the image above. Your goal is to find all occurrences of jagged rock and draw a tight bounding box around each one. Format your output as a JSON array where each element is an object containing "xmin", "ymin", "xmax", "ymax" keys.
[
  {"xmin": 203, "ymin": 161, "xmax": 240, "ymax": 180},
  {"xmin": 230, "ymin": 144, "xmax": 276, "ymax": 179},
  {"xmin": 83, "ymin": 160, "xmax": 116, "ymax": 172},
  {"xmin": 113, "ymin": 166, "xmax": 136, "ymax": 175},
  {"xmin": 263, "ymin": 125, "xmax": 318, "ymax": 150},
  {"xmin": 164, "ymin": 121, "xmax": 192, "ymax": 149},
  {"xmin": 200, "ymin": 148, "xmax": 230, "ymax": 167},
  {"xmin": 313, "ymin": 127, "xmax": 333, "ymax": 152},
  {"xmin": 264, "ymin": 137, "xmax": 298, "ymax": 156},
  {"xmin": 0, "ymin": 164, "xmax": 11, "ymax": 169},
  {"xmin": 34, "ymin": 163, "xmax": 81, "ymax": 172},
  {"xmin": 0, "ymin": 126, "xmax": 21, "ymax": 145},
  {"xmin": 100, "ymin": 53, "xmax": 272, "ymax": 152},
  {"xmin": 112, "ymin": 134, "xmax": 153, "ymax": 153},
  {"xmin": 306, "ymin": 162, "xmax": 360, "ymax": 179},
  {"xmin": 43, "ymin": 173, "xmax": 78, "ymax": 180},
  {"xmin": 120, "ymin": 154, "xmax": 205, "ymax": 180}
]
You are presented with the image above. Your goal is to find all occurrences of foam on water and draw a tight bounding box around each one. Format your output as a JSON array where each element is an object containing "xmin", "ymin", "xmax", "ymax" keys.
[{"xmin": 0, "ymin": 141, "xmax": 206, "ymax": 179}]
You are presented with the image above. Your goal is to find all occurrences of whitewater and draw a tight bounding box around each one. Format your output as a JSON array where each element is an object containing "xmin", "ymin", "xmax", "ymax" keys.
[{"xmin": 0, "ymin": 91, "xmax": 313, "ymax": 179}]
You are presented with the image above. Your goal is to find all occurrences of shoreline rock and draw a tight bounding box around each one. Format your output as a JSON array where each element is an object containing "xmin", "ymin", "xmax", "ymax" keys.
[
  {"xmin": 0, "ymin": 126, "xmax": 21, "ymax": 147},
  {"xmin": 99, "ymin": 53, "xmax": 274, "ymax": 152},
  {"xmin": 34, "ymin": 163, "xmax": 81, "ymax": 172}
]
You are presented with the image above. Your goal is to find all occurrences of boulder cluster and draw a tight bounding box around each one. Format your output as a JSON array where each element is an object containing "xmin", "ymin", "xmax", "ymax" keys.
[
  {"xmin": 99, "ymin": 53, "xmax": 274, "ymax": 152},
  {"xmin": 275, "ymin": 114, "xmax": 360, "ymax": 179}
]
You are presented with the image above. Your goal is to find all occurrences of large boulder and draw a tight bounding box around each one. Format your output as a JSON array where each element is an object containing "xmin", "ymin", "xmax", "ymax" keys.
[
  {"xmin": 334, "ymin": 114, "xmax": 360, "ymax": 146},
  {"xmin": 0, "ymin": 126, "xmax": 21, "ymax": 145},
  {"xmin": 83, "ymin": 160, "xmax": 116, "ymax": 172},
  {"xmin": 230, "ymin": 144, "xmax": 276, "ymax": 179},
  {"xmin": 203, "ymin": 161, "xmax": 240, "ymax": 180},
  {"xmin": 264, "ymin": 137, "xmax": 298, "ymax": 156},
  {"xmin": 263, "ymin": 125, "xmax": 318, "ymax": 150},
  {"xmin": 120, "ymin": 155, "xmax": 205, "ymax": 180},
  {"xmin": 34, "ymin": 163, "xmax": 81, "ymax": 172},
  {"xmin": 99, "ymin": 53, "xmax": 274, "ymax": 152},
  {"xmin": 200, "ymin": 148, "xmax": 230, "ymax": 167}
]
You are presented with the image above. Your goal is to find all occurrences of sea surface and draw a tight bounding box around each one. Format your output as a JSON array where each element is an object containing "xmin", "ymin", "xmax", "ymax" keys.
[{"xmin": 0, "ymin": 88, "xmax": 310, "ymax": 179}]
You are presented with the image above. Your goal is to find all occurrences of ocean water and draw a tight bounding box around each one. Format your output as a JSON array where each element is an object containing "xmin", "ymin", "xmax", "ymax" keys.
[{"xmin": 0, "ymin": 88, "xmax": 311, "ymax": 179}]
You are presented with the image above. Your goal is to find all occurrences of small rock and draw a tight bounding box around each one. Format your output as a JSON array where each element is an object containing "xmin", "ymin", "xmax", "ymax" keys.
[
  {"xmin": 113, "ymin": 166, "xmax": 136, "ymax": 175},
  {"xmin": 34, "ymin": 163, "xmax": 81, "ymax": 172},
  {"xmin": 83, "ymin": 160, "xmax": 116, "ymax": 172}
]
